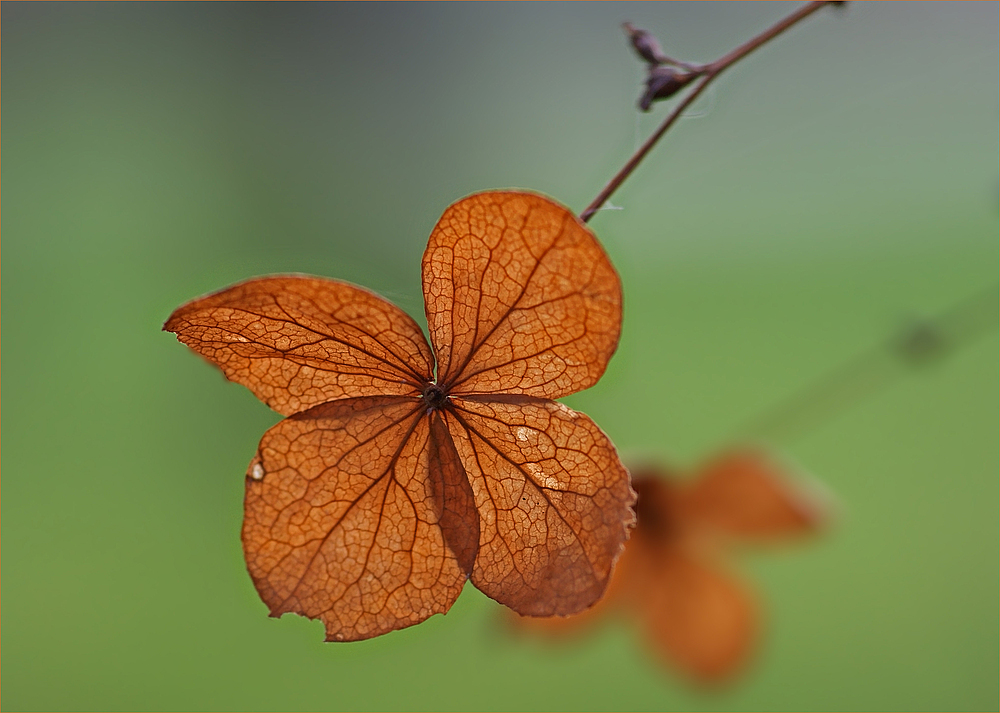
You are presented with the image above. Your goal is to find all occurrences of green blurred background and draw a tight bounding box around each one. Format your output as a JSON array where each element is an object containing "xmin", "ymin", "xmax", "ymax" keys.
[{"xmin": 4, "ymin": 2, "xmax": 998, "ymax": 710}]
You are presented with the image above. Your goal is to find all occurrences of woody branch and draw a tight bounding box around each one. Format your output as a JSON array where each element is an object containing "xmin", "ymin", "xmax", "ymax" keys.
[{"xmin": 581, "ymin": 1, "xmax": 841, "ymax": 223}]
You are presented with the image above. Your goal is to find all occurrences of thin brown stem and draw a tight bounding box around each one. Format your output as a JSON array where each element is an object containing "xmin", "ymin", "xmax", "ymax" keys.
[
  {"xmin": 581, "ymin": 1, "xmax": 835, "ymax": 223},
  {"xmin": 734, "ymin": 285, "xmax": 1000, "ymax": 444}
]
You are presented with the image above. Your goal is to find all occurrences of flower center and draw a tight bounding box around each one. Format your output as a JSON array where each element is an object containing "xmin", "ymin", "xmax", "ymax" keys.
[{"xmin": 421, "ymin": 383, "xmax": 447, "ymax": 410}]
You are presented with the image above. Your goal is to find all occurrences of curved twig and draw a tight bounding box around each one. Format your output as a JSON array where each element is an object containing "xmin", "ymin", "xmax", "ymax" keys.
[{"xmin": 581, "ymin": 1, "xmax": 837, "ymax": 223}]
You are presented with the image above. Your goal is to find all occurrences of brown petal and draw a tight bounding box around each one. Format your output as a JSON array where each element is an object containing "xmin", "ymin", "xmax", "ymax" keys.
[
  {"xmin": 427, "ymin": 410, "xmax": 479, "ymax": 575},
  {"xmin": 445, "ymin": 395, "xmax": 635, "ymax": 616},
  {"xmin": 637, "ymin": 545, "xmax": 757, "ymax": 683},
  {"xmin": 242, "ymin": 396, "xmax": 473, "ymax": 642},
  {"xmin": 629, "ymin": 469, "xmax": 684, "ymax": 541},
  {"xmin": 164, "ymin": 276, "xmax": 434, "ymax": 416},
  {"xmin": 679, "ymin": 449, "xmax": 829, "ymax": 540},
  {"xmin": 505, "ymin": 515, "xmax": 638, "ymax": 637},
  {"xmin": 422, "ymin": 191, "xmax": 622, "ymax": 399}
]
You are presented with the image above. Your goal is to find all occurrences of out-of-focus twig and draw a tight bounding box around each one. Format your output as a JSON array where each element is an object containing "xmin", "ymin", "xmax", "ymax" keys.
[{"xmin": 735, "ymin": 286, "xmax": 1000, "ymax": 443}]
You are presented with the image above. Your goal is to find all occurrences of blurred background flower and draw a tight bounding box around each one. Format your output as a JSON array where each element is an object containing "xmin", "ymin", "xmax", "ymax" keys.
[{"xmin": 508, "ymin": 449, "xmax": 832, "ymax": 685}]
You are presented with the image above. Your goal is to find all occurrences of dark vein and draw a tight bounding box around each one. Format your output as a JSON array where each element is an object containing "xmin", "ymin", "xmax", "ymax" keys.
[
  {"xmin": 203, "ymin": 303, "xmax": 430, "ymax": 386},
  {"xmin": 450, "ymin": 400, "xmax": 605, "ymax": 497},
  {"xmin": 272, "ymin": 408, "xmax": 425, "ymax": 612},
  {"xmin": 446, "ymin": 405, "xmax": 598, "ymax": 578},
  {"xmin": 290, "ymin": 293, "xmax": 433, "ymax": 385},
  {"xmin": 443, "ymin": 210, "xmax": 570, "ymax": 392},
  {"xmin": 447, "ymin": 322, "xmax": 594, "ymax": 391},
  {"xmin": 199, "ymin": 324, "xmax": 422, "ymax": 387}
]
